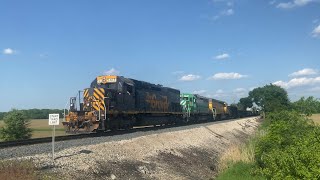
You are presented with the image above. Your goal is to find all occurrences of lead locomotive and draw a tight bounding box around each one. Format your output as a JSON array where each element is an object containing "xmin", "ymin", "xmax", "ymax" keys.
[{"xmin": 63, "ymin": 75, "xmax": 181, "ymax": 132}]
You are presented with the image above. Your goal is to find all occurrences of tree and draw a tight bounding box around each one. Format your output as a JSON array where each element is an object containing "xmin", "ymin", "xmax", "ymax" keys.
[
  {"xmin": 0, "ymin": 110, "xmax": 32, "ymax": 141},
  {"xmin": 237, "ymin": 97, "xmax": 253, "ymax": 110},
  {"xmin": 292, "ymin": 96, "xmax": 320, "ymax": 116},
  {"xmin": 249, "ymin": 84, "xmax": 290, "ymax": 113}
]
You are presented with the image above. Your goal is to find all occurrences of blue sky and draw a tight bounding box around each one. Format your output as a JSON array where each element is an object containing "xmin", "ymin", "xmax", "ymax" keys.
[{"xmin": 0, "ymin": 0, "xmax": 319, "ymax": 112}]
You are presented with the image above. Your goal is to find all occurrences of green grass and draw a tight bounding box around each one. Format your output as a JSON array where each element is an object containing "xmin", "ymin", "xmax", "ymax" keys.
[
  {"xmin": 216, "ymin": 161, "xmax": 265, "ymax": 180},
  {"xmin": 0, "ymin": 119, "xmax": 68, "ymax": 139}
]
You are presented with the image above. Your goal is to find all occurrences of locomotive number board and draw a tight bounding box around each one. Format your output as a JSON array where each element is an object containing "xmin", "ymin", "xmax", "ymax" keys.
[{"xmin": 97, "ymin": 75, "xmax": 117, "ymax": 84}]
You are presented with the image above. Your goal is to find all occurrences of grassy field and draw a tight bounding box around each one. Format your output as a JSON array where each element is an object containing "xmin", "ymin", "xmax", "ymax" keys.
[
  {"xmin": 0, "ymin": 119, "xmax": 68, "ymax": 139},
  {"xmin": 310, "ymin": 114, "xmax": 320, "ymax": 125}
]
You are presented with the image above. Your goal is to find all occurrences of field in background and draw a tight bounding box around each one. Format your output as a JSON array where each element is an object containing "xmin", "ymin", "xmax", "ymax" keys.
[
  {"xmin": 310, "ymin": 114, "xmax": 320, "ymax": 125},
  {"xmin": 0, "ymin": 119, "xmax": 68, "ymax": 139}
]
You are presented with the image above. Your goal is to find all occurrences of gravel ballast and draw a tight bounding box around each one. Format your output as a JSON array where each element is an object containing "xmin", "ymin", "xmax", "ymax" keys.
[{"xmin": 1, "ymin": 117, "xmax": 260, "ymax": 179}]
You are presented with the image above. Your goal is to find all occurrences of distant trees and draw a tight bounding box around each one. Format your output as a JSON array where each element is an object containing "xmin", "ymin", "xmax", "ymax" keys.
[
  {"xmin": 0, "ymin": 110, "xmax": 32, "ymax": 141},
  {"xmin": 0, "ymin": 109, "xmax": 65, "ymax": 120},
  {"xmin": 292, "ymin": 96, "xmax": 320, "ymax": 116}
]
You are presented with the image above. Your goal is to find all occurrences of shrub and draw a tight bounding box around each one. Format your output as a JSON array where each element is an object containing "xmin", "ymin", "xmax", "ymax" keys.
[
  {"xmin": 0, "ymin": 160, "xmax": 59, "ymax": 180},
  {"xmin": 0, "ymin": 109, "xmax": 32, "ymax": 141},
  {"xmin": 255, "ymin": 111, "xmax": 320, "ymax": 179}
]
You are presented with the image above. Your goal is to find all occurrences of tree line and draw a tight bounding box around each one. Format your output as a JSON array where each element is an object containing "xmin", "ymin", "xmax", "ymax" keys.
[
  {"xmin": 236, "ymin": 84, "xmax": 320, "ymax": 115},
  {"xmin": 0, "ymin": 109, "xmax": 65, "ymax": 120}
]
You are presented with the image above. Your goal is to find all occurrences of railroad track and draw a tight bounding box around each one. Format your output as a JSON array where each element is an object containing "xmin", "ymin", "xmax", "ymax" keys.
[
  {"xmin": 0, "ymin": 116, "xmax": 260, "ymax": 149},
  {"xmin": 0, "ymin": 124, "xmax": 173, "ymax": 149}
]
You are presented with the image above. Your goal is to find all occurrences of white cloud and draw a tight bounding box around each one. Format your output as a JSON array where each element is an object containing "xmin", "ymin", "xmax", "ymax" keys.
[
  {"xmin": 180, "ymin": 74, "xmax": 201, "ymax": 81},
  {"xmin": 222, "ymin": 9, "xmax": 234, "ymax": 16},
  {"xmin": 227, "ymin": 2, "xmax": 234, "ymax": 6},
  {"xmin": 212, "ymin": 8, "xmax": 234, "ymax": 20},
  {"xmin": 104, "ymin": 68, "xmax": 120, "ymax": 75},
  {"xmin": 276, "ymin": 0, "xmax": 318, "ymax": 9},
  {"xmin": 216, "ymin": 89, "xmax": 224, "ymax": 94},
  {"xmin": 233, "ymin": 88, "xmax": 247, "ymax": 93},
  {"xmin": 233, "ymin": 88, "xmax": 248, "ymax": 98},
  {"xmin": 269, "ymin": 0, "xmax": 277, "ymax": 5},
  {"xmin": 213, "ymin": 89, "xmax": 228, "ymax": 98},
  {"xmin": 312, "ymin": 24, "xmax": 320, "ymax": 37},
  {"xmin": 209, "ymin": 72, "xmax": 248, "ymax": 80},
  {"xmin": 3, "ymin": 48, "xmax": 16, "ymax": 55},
  {"xmin": 273, "ymin": 76, "xmax": 320, "ymax": 89},
  {"xmin": 308, "ymin": 86, "xmax": 320, "ymax": 92},
  {"xmin": 289, "ymin": 68, "xmax": 318, "ymax": 77},
  {"xmin": 214, "ymin": 53, "xmax": 230, "ymax": 60},
  {"xmin": 193, "ymin": 90, "xmax": 207, "ymax": 95},
  {"xmin": 172, "ymin": 71, "xmax": 184, "ymax": 75}
]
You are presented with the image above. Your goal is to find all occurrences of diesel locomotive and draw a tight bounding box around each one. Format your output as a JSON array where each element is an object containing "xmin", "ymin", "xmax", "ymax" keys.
[
  {"xmin": 63, "ymin": 75, "xmax": 256, "ymax": 133},
  {"xmin": 63, "ymin": 75, "xmax": 182, "ymax": 132}
]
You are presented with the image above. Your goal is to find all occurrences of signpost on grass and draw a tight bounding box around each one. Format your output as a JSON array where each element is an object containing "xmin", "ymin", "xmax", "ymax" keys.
[{"xmin": 49, "ymin": 114, "xmax": 59, "ymax": 163}]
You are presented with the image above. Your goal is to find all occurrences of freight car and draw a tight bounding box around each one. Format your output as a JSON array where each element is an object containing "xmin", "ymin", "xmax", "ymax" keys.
[{"xmin": 63, "ymin": 75, "xmax": 182, "ymax": 132}]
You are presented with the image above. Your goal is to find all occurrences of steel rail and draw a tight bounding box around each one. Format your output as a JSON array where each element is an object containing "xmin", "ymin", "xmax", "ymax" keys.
[{"xmin": 0, "ymin": 116, "xmax": 260, "ymax": 149}]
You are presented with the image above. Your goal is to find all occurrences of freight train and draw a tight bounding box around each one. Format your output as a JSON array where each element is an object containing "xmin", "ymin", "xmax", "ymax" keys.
[{"xmin": 63, "ymin": 75, "xmax": 257, "ymax": 133}]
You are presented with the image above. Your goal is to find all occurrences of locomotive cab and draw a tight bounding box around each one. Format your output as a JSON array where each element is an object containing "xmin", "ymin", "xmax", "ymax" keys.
[{"xmin": 63, "ymin": 75, "xmax": 136, "ymax": 133}]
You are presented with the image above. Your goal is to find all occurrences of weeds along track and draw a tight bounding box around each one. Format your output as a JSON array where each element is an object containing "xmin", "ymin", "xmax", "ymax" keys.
[{"xmin": 0, "ymin": 117, "xmax": 259, "ymax": 149}]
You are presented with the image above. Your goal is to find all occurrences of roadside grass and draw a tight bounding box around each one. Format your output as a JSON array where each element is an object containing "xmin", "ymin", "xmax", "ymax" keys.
[
  {"xmin": 310, "ymin": 113, "xmax": 320, "ymax": 125},
  {"xmin": 0, "ymin": 119, "xmax": 68, "ymax": 139},
  {"xmin": 217, "ymin": 111, "xmax": 320, "ymax": 180},
  {"xmin": 216, "ymin": 161, "xmax": 265, "ymax": 180},
  {"xmin": 0, "ymin": 160, "xmax": 58, "ymax": 180},
  {"xmin": 216, "ymin": 120, "xmax": 267, "ymax": 180}
]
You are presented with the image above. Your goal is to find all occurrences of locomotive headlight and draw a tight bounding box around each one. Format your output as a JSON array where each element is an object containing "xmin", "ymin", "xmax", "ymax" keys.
[{"xmin": 87, "ymin": 103, "xmax": 90, "ymax": 107}]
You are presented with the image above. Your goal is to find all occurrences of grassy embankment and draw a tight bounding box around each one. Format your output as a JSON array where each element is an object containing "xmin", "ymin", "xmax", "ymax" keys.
[
  {"xmin": 0, "ymin": 119, "xmax": 67, "ymax": 139},
  {"xmin": 216, "ymin": 113, "xmax": 320, "ymax": 180}
]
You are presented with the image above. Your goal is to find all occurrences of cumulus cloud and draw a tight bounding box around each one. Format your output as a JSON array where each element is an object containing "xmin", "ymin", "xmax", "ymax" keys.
[
  {"xmin": 233, "ymin": 88, "xmax": 248, "ymax": 98},
  {"xmin": 214, "ymin": 53, "xmax": 230, "ymax": 60},
  {"xmin": 213, "ymin": 89, "xmax": 228, "ymax": 98},
  {"xmin": 193, "ymin": 90, "xmax": 207, "ymax": 95},
  {"xmin": 273, "ymin": 76, "xmax": 320, "ymax": 89},
  {"xmin": 103, "ymin": 68, "xmax": 120, "ymax": 75},
  {"xmin": 180, "ymin": 74, "xmax": 201, "ymax": 81},
  {"xmin": 276, "ymin": 0, "xmax": 318, "ymax": 9},
  {"xmin": 222, "ymin": 9, "xmax": 234, "ymax": 16},
  {"xmin": 3, "ymin": 48, "xmax": 16, "ymax": 55},
  {"xmin": 289, "ymin": 68, "xmax": 318, "ymax": 77},
  {"xmin": 209, "ymin": 72, "xmax": 248, "ymax": 80},
  {"xmin": 312, "ymin": 24, "xmax": 320, "ymax": 37},
  {"xmin": 308, "ymin": 86, "xmax": 320, "ymax": 92},
  {"xmin": 216, "ymin": 89, "xmax": 224, "ymax": 94},
  {"xmin": 269, "ymin": 0, "xmax": 277, "ymax": 5},
  {"xmin": 233, "ymin": 88, "xmax": 247, "ymax": 93},
  {"xmin": 212, "ymin": 8, "xmax": 234, "ymax": 20},
  {"xmin": 172, "ymin": 71, "xmax": 184, "ymax": 75}
]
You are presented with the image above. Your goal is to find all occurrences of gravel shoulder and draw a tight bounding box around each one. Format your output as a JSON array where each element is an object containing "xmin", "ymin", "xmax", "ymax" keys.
[{"xmin": 2, "ymin": 117, "xmax": 260, "ymax": 180}]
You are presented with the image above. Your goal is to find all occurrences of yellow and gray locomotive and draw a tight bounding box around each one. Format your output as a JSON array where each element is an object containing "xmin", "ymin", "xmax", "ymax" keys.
[{"xmin": 63, "ymin": 75, "xmax": 182, "ymax": 132}]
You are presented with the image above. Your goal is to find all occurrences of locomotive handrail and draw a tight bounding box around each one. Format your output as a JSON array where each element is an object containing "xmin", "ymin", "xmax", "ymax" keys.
[{"xmin": 212, "ymin": 108, "xmax": 217, "ymax": 120}]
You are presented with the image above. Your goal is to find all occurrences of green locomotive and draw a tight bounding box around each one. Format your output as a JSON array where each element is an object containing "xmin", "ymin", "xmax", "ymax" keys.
[{"xmin": 180, "ymin": 93, "xmax": 230, "ymax": 122}]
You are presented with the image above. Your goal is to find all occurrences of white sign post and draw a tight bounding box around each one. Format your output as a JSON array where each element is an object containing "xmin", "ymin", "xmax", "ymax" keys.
[{"xmin": 49, "ymin": 114, "xmax": 59, "ymax": 163}]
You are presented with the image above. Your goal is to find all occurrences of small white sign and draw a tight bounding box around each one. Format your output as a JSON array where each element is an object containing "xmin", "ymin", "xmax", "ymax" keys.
[{"xmin": 49, "ymin": 114, "xmax": 60, "ymax": 125}]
